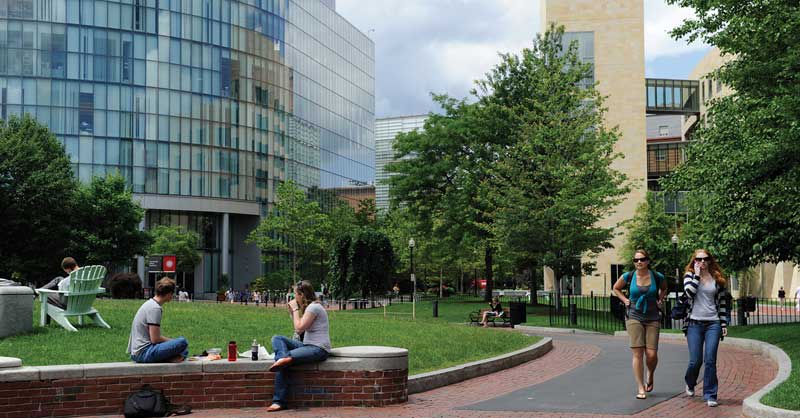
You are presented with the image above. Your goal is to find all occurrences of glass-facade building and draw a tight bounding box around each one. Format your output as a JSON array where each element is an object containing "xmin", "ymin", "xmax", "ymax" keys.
[
  {"xmin": 0, "ymin": 0, "xmax": 374, "ymax": 296},
  {"xmin": 374, "ymin": 115, "xmax": 425, "ymax": 211}
]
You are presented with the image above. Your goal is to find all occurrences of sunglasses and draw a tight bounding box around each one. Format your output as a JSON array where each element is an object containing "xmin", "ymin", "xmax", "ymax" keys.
[
  {"xmin": 633, "ymin": 257, "xmax": 649, "ymax": 263},
  {"xmin": 694, "ymin": 257, "xmax": 710, "ymax": 262}
]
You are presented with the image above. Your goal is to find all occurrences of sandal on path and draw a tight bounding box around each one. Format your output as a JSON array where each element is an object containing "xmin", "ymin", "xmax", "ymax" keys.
[
  {"xmin": 636, "ymin": 391, "xmax": 647, "ymax": 399},
  {"xmin": 645, "ymin": 381, "xmax": 654, "ymax": 392},
  {"xmin": 267, "ymin": 403, "xmax": 284, "ymax": 412}
]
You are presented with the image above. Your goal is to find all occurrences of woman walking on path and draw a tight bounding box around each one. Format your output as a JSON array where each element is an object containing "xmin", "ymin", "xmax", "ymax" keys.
[
  {"xmin": 682, "ymin": 249, "xmax": 730, "ymax": 407},
  {"xmin": 267, "ymin": 280, "xmax": 331, "ymax": 412},
  {"xmin": 612, "ymin": 249, "xmax": 667, "ymax": 400}
]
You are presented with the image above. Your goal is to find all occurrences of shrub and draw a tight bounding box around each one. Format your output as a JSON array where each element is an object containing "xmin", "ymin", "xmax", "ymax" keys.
[{"xmin": 107, "ymin": 272, "xmax": 143, "ymax": 299}]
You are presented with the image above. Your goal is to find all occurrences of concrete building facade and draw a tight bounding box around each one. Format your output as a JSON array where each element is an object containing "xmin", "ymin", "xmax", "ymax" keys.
[{"xmin": 541, "ymin": 0, "xmax": 647, "ymax": 295}]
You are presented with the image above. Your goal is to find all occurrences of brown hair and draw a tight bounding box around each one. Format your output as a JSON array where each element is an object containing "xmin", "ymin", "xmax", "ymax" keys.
[
  {"xmin": 61, "ymin": 257, "xmax": 78, "ymax": 271},
  {"xmin": 632, "ymin": 249, "xmax": 651, "ymax": 265},
  {"xmin": 684, "ymin": 249, "xmax": 727, "ymax": 287},
  {"xmin": 294, "ymin": 280, "xmax": 317, "ymax": 314},
  {"xmin": 155, "ymin": 277, "xmax": 176, "ymax": 296}
]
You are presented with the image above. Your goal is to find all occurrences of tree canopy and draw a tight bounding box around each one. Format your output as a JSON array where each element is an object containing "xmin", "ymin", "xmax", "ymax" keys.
[
  {"xmin": 148, "ymin": 225, "xmax": 201, "ymax": 273},
  {"xmin": 0, "ymin": 116, "xmax": 79, "ymax": 284},
  {"xmin": 664, "ymin": 0, "xmax": 800, "ymax": 270},
  {"xmin": 70, "ymin": 174, "xmax": 151, "ymax": 270}
]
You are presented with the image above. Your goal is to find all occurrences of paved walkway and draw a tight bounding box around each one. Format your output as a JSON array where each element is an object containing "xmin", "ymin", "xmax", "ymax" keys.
[{"xmin": 82, "ymin": 330, "xmax": 777, "ymax": 418}]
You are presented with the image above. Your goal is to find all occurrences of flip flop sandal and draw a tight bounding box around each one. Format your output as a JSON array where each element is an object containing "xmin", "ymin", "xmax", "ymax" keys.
[{"xmin": 636, "ymin": 392, "xmax": 647, "ymax": 399}]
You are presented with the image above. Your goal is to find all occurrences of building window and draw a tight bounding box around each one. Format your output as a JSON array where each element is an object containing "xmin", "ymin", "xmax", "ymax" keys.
[
  {"xmin": 561, "ymin": 31, "xmax": 595, "ymax": 88},
  {"xmin": 708, "ymin": 79, "xmax": 713, "ymax": 99},
  {"xmin": 716, "ymin": 80, "xmax": 723, "ymax": 93},
  {"xmin": 658, "ymin": 125, "xmax": 669, "ymax": 137},
  {"xmin": 655, "ymin": 149, "xmax": 667, "ymax": 161}
]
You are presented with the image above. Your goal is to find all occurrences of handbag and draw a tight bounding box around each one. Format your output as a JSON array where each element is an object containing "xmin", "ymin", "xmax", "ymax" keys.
[{"xmin": 671, "ymin": 293, "xmax": 689, "ymax": 320}]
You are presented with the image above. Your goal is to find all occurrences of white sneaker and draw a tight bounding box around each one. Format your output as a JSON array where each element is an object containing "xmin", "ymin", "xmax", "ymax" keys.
[
  {"xmin": 685, "ymin": 385, "xmax": 694, "ymax": 397},
  {"xmin": 707, "ymin": 400, "xmax": 718, "ymax": 407}
]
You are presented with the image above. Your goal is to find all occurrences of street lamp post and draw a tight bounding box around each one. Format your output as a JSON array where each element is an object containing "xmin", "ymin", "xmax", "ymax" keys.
[
  {"xmin": 672, "ymin": 234, "xmax": 679, "ymax": 293},
  {"xmin": 409, "ymin": 238, "xmax": 416, "ymax": 320}
]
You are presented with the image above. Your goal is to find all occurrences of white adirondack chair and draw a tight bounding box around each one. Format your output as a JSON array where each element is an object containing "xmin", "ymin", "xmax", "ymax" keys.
[{"xmin": 36, "ymin": 265, "xmax": 111, "ymax": 332}]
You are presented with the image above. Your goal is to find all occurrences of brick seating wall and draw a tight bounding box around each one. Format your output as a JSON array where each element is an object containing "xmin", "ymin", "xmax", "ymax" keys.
[
  {"xmin": 0, "ymin": 369, "xmax": 407, "ymax": 418},
  {"xmin": 0, "ymin": 347, "xmax": 409, "ymax": 418}
]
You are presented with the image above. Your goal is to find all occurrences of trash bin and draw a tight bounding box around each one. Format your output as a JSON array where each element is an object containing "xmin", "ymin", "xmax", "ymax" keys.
[
  {"xmin": 745, "ymin": 296, "xmax": 757, "ymax": 312},
  {"xmin": 0, "ymin": 286, "xmax": 34, "ymax": 337},
  {"xmin": 432, "ymin": 300, "xmax": 439, "ymax": 317},
  {"xmin": 509, "ymin": 301, "xmax": 526, "ymax": 325}
]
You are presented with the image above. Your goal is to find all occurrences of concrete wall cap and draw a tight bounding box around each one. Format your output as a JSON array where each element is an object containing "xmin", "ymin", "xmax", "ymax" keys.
[
  {"xmin": 83, "ymin": 361, "xmax": 203, "ymax": 377},
  {"xmin": 0, "ymin": 357, "xmax": 21, "ymax": 369},
  {"xmin": 330, "ymin": 346, "xmax": 408, "ymax": 358},
  {"xmin": 0, "ymin": 367, "xmax": 38, "ymax": 382},
  {"xmin": 0, "ymin": 286, "xmax": 34, "ymax": 295}
]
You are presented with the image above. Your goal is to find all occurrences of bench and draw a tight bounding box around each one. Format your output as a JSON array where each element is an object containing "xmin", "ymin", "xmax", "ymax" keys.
[{"xmin": 469, "ymin": 308, "xmax": 513, "ymax": 328}]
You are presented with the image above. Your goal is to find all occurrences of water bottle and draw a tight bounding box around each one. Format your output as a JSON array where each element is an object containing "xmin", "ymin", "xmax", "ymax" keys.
[{"xmin": 251, "ymin": 339, "xmax": 258, "ymax": 361}]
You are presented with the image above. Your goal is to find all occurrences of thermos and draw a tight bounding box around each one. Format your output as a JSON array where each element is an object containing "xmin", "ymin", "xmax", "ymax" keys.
[
  {"xmin": 228, "ymin": 341, "xmax": 237, "ymax": 361},
  {"xmin": 251, "ymin": 339, "xmax": 259, "ymax": 361}
]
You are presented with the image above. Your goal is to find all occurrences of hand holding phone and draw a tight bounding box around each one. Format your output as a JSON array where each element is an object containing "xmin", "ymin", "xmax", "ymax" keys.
[{"xmin": 694, "ymin": 261, "xmax": 702, "ymax": 276}]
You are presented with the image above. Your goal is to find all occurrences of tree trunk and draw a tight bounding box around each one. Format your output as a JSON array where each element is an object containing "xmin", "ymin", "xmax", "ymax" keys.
[
  {"xmin": 528, "ymin": 266, "xmax": 539, "ymax": 306},
  {"xmin": 484, "ymin": 245, "xmax": 493, "ymax": 302}
]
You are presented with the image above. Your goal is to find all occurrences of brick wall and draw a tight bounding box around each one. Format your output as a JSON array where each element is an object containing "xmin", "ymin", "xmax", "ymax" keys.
[{"xmin": 0, "ymin": 369, "xmax": 408, "ymax": 418}]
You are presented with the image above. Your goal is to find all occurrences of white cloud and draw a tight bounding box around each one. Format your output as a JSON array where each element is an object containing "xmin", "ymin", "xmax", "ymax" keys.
[
  {"xmin": 643, "ymin": 1, "xmax": 709, "ymax": 61},
  {"xmin": 335, "ymin": 0, "xmax": 708, "ymax": 117}
]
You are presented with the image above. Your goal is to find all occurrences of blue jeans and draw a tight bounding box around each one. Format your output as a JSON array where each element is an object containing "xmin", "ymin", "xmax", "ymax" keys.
[
  {"xmin": 271, "ymin": 335, "xmax": 329, "ymax": 406},
  {"xmin": 685, "ymin": 320, "xmax": 722, "ymax": 400},
  {"xmin": 131, "ymin": 337, "xmax": 189, "ymax": 363}
]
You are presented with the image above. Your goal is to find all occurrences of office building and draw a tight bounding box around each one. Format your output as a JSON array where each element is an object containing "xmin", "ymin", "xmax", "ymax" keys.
[
  {"xmin": 374, "ymin": 114, "xmax": 426, "ymax": 211},
  {"xmin": 0, "ymin": 0, "xmax": 374, "ymax": 296}
]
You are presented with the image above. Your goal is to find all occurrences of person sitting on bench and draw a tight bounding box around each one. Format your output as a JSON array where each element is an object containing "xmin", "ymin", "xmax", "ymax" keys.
[{"xmin": 481, "ymin": 296, "xmax": 503, "ymax": 327}]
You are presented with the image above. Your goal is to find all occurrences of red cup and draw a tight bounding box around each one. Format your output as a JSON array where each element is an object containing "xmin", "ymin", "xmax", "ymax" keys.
[{"xmin": 228, "ymin": 341, "xmax": 237, "ymax": 361}]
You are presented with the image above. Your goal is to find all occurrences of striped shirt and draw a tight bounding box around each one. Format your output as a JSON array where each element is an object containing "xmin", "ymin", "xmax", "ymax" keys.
[{"xmin": 682, "ymin": 272, "xmax": 730, "ymax": 330}]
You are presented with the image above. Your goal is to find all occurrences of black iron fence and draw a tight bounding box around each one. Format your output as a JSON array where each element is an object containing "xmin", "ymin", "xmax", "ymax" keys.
[{"xmin": 544, "ymin": 292, "xmax": 800, "ymax": 333}]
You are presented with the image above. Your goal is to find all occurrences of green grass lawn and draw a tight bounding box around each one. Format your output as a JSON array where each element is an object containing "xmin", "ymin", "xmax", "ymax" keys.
[
  {"xmin": 727, "ymin": 324, "xmax": 800, "ymax": 411},
  {"xmin": 0, "ymin": 299, "xmax": 538, "ymax": 375}
]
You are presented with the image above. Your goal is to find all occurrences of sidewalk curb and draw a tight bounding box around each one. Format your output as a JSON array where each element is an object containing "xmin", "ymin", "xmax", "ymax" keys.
[
  {"xmin": 515, "ymin": 325, "xmax": 606, "ymax": 335},
  {"xmin": 614, "ymin": 331, "xmax": 799, "ymax": 418},
  {"xmin": 407, "ymin": 337, "xmax": 552, "ymax": 394}
]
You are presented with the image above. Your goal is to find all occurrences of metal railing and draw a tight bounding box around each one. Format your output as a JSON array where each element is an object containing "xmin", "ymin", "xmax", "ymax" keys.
[{"xmin": 544, "ymin": 292, "xmax": 800, "ymax": 333}]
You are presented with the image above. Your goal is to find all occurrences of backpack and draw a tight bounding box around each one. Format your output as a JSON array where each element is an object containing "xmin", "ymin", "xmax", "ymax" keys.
[
  {"xmin": 124, "ymin": 385, "xmax": 169, "ymax": 418},
  {"xmin": 124, "ymin": 385, "xmax": 192, "ymax": 418}
]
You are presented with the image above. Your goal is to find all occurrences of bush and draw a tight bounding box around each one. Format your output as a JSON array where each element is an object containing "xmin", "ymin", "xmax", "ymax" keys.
[{"xmin": 107, "ymin": 272, "xmax": 143, "ymax": 299}]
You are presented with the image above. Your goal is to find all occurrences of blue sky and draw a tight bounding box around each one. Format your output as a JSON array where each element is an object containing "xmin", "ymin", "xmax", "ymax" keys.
[{"xmin": 336, "ymin": 0, "xmax": 710, "ymax": 118}]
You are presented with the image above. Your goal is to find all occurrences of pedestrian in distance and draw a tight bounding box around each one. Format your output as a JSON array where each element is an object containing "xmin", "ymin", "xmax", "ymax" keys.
[
  {"xmin": 682, "ymin": 249, "xmax": 730, "ymax": 407},
  {"xmin": 778, "ymin": 286, "xmax": 785, "ymax": 306},
  {"xmin": 266, "ymin": 280, "xmax": 331, "ymax": 412},
  {"xmin": 612, "ymin": 249, "xmax": 667, "ymax": 400}
]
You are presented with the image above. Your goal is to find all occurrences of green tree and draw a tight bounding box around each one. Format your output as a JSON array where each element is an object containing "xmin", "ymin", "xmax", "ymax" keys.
[
  {"xmin": 387, "ymin": 98, "xmax": 507, "ymax": 301},
  {"xmin": 622, "ymin": 193, "xmax": 687, "ymax": 285},
  {"xmin": 70, "ymin": 174, "xmax": 150, "ymax": 270},
  {"xmin": 0, "ymin": 115, "xmax": 77, "ymax": 284},
  {"xmin": 348, "ymin": 229, "xmax": 395, "ymax": 299},
  {"xmin": 664, "ymin": 0, "xmax": 800, "ymax": 270},
  {"xmin": 486, "ymin": 24, "xmax": 629, "ymax": 304},
  {"xmin": 147, "ymin": 225, "xmax": 201, "ymax": 273},
  {"xmin": 247, "ymin": 181, "xmax": 330, "ymax": 280}
]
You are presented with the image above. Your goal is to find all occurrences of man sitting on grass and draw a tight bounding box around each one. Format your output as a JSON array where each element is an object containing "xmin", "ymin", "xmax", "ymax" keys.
[{"xmin": 127, "ymin": 277, "xmax": 188, "ymax": 363}]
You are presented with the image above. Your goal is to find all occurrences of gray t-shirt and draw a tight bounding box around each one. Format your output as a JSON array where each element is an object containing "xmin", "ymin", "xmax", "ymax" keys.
[
  {"xmin": 690, "ymin": 279, "xmax": 719, "ymax": 321},
  {"xmin": 302, "ymin": 302, "xmax": 331, "ymax": 352},
  {"xmin": 127, "ymin": 299, "xmax": 162, "ymax": 355},
  {"xmin": 628, "ymin": 284, "xmax": 661, "ymax": 322}
]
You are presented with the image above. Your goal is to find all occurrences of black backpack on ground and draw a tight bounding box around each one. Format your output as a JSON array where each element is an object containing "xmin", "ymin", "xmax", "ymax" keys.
[{"xmin": 123, "ymin": 384, "xmax": 192, "ymax": 418}]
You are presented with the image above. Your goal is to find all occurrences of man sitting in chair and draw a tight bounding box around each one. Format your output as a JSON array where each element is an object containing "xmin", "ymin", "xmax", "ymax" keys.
[
  {"xmin": 39, "ymin": 257, "xmax": 80, "ymax": 309},
  {"xmin": 127, "ymin": 278, "xmax": 189, "ymax": 363}
]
